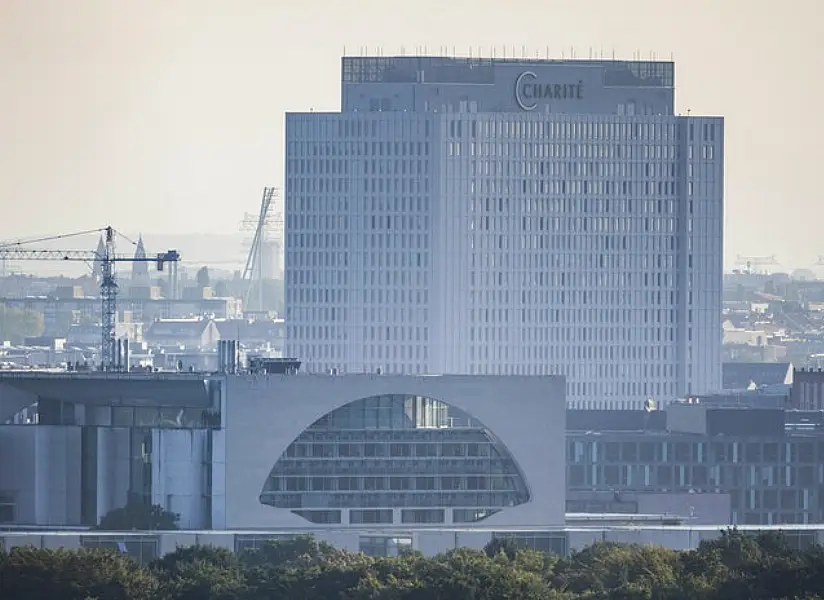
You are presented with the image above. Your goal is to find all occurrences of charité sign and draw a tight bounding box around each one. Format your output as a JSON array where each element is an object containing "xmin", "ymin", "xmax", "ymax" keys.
[{"xmin": 514, "ymin": 71, "xmax": 584, "ymax": 111}]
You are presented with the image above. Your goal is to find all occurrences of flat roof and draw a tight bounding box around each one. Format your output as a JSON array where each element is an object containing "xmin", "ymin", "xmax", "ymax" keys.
[{"xmin": 0, "ymin": 371, "xmax": 214, "ymax": 408}]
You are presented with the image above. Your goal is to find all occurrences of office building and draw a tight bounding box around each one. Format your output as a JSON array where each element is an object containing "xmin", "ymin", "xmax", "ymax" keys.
[
  {"xmin": 284, "ymin": 56, "xmax": 724, "ymax": 408},
  {"xmin": 0, "ymin": 369, "xmax": 565, "ymax": 531},
  {"xmin": 3, "ymin": 369, "xmax": 823, "ymax": 554},
  {"xmin": 567, "ymin": 402, "xmax": 824, "ymax": 525}
]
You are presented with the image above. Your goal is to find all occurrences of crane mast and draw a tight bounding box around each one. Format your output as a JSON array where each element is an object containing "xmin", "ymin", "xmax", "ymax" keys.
[
  {"xmin": 0, "ymin": 226, "xmax": 180, "ymax": 371},
  {"xmin": 100, "ymin": 226, "xmax": 118, "ymax": 370}
]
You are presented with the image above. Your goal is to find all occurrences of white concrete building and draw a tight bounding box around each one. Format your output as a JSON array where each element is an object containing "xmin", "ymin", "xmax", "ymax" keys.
[
  {"xmin": 285, "ymin": 57, "xmax": 724, "ymax": 408},
  {"xmin": 217, "ymin": 373, "xmax": 566, "ymax": 530},
  {"xmin": 0, "ymin": 371, "xmax": 566, "ymax": 532}
]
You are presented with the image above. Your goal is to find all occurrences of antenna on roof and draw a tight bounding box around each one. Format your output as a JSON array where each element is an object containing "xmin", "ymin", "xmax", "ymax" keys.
[
  {"xmin": 612, "ymin": 49, "xmax": 616, "ymax": 60},
  {"xmin": 343, "ymin": 45, "xmax": 346, "ymax": 56},
  {"xmin": 546, "ymin": 46, "xmax": 549, "ymax": 59},
  {"xmin": 469, "ymin": 46, "xmax": 472, "ymax": 58},
  {"xmin": 589, "ymin": 47, "xmax": 593, "ymax": 59}
]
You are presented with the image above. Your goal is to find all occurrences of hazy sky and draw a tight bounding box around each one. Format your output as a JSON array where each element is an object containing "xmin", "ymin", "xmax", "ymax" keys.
[{"xmin": 0, "ymin": 0, "xmax": 820, "ymax": 270}]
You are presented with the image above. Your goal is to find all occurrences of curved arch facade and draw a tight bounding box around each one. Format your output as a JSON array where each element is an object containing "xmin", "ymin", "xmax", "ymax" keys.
[
  {"xmin": 259, "ymin": 394, "xmax": 530, "ymax": 526},
  {"xmin": 220, "ymin": 374, "xmax": 565, "ymax": 529}
]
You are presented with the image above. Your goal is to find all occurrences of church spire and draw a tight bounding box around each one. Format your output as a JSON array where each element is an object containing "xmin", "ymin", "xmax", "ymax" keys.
[
  {"xmin": 131, "ymin": 235, "xmax": 149, "ymax": 282},
  {"xmin": 92, "ymin": 235, "xmax": 106, "ymax": 282}
]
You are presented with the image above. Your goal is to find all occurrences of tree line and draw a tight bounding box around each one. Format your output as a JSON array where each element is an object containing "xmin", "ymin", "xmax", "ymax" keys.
[{"xmin": 2, "ymin": 529, "xmax": 824, "ymax": 600}]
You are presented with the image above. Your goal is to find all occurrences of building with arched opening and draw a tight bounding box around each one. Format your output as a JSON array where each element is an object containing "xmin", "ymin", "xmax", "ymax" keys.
[
  {"xmin": 219, "ymin": 373, "xmax": 566, "ymax": 530},
  {"xmin": 0, "ymin": 370, "xmax": 566, "ymax": 537}
]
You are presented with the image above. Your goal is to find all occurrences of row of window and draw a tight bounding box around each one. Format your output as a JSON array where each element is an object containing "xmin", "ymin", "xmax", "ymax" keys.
[
  {"xmin": 289, "ymin": 507, "xmax": 500, "ymax": 525},
  {"xmin": 569, "ymin": 439, "xmax": 823, "ymax": 464},
  {"xmin": 289, "ymin": 113, "xmax": 718, "ymax": 145},
  {"xmin": 281, "ymin": 440, "xmax": 497, "ymax": 459},
  {"xmin": 261, "ymin": 491, "xmax": 525, "ymax": 510},
  {"xmin": 569, "ymin": 463, "xmax": 823, "ymax": 490},
  {"xmin": 266, "ymin": 474, "xmax": 519, "ymax": 493}
]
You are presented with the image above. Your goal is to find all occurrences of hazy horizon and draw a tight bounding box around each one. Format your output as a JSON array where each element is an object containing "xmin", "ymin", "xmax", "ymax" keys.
[{"xmin": 1, "ymin": 0, "xmax": 821, "ymax": 270}]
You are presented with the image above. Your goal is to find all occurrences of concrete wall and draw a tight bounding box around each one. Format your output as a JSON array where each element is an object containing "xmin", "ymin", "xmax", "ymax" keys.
[
  {"xmin": 95, "ymin": 427, "xmax": 132, "ymax": 523},
  {"xmin": 636, "ymin": 493, "xmax": 731, "ymax": 526},
  {"xmin": 3, "ymin": 525, "xmax": 822, "ymax": 559},
  {"xmin": 0, "ymin": 424, "xmax": 214, "ymax": 529},
  {"xmin": 0, "ymin": 425, "xmax": 82, "ymax": 525},
  {"xmin": 666, "ymin": 403, "xmax": 708, "ymax": 434},
  {"xmin": 151, "ymin": 428, "xmax": 209, "ymax": 529},
  {"xmin": 221, "ymin": 374, "xmax": 566, "ymax": 529}
]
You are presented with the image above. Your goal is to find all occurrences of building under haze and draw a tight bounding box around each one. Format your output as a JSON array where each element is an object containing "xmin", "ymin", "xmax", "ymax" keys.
[
  {"xmin": 284, "ymin": 56, "xmax": 724, "ymax": 408},
  {"xmin": 0, "ymin": 369, "xmax": 565, "ymax": 533}
]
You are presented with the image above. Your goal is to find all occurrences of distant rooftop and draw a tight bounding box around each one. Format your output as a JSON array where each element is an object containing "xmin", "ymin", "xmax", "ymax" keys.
[
  {"xmin": 722, "ymin": 362, "xmax": 793, "ymax": 390},
  {"xmin": 341, "ymin": 55, "xmax": 674, "ymax": 88}
]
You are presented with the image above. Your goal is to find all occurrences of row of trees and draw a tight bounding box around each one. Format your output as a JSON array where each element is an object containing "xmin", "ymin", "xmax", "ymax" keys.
[{"xmin": 2, "ymin": 529, "xmax": 824, "ymax": 599}]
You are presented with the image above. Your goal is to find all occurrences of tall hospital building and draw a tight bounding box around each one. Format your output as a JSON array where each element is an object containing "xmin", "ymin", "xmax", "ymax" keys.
[{"xmin": 285, "ymin": 57, "xmax": 723, "ymax": 408}]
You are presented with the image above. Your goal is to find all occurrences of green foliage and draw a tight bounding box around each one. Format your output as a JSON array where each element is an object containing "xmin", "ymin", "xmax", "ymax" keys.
[
  {"xmin": 97, "ymin": 501, "xmax": 180, "ymax": 531},
  {"xmin": 0, "ymin": 546, "xmax": 157, "ymax": 600},
  {"xmin": 4, "ymin": 530, "xmax": 824, "ymax": 600},
  {"xmin": 0, "ymin": 303, "xmax": 45, "ymax": 343}
]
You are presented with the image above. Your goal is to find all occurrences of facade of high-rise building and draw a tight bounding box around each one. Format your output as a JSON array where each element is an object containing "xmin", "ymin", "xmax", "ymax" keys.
[{"xmin": 284, "ymin": 56, "xmax": 724, "ymax": 408}]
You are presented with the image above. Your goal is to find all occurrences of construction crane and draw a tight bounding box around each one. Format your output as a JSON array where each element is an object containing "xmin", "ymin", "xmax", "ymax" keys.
[
  {"xmin": 735, "ymin": 254, "xmax": 779, "ymax": 274},
  {"xmin": 240, "ymin": 186, "xmax": 282, "ymax": 314},
  {"xmin": 0, "ymin": 226, "xmax": 180, "ymax": 370}
]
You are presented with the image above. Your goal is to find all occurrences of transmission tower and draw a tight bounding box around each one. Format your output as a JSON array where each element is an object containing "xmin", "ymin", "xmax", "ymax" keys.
[{"xmin": 239, "ymin": 187, "xmax": 282, "ymax": 314}]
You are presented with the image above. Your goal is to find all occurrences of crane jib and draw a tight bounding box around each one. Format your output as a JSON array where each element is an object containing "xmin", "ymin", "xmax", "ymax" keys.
[{"xmin": 0, "ymin": 226, "xmax": 180, "ymax": 371}]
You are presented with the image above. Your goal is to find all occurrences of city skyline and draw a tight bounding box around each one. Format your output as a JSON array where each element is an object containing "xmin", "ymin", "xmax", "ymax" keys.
[{"xmin": 0, "ymin": 0, "xmax": 821, "ymax": 270}]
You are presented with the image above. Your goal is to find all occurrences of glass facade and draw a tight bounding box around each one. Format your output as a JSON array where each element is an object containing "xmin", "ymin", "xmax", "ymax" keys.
[
  {"xmin": 260, "ymin": 394, "xmax": 528, "ymax": 525},
  {"xmin": 492, "ymin": 532, "xmax": 568, "ymax": 556},
  {"xmin": 568, "ymin": 433, "xmax": 824, "ymax": 525}
]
